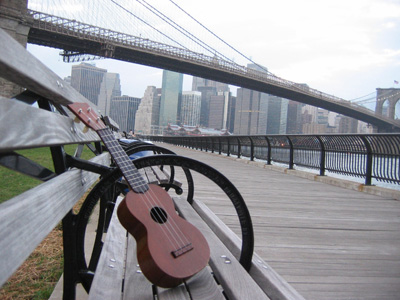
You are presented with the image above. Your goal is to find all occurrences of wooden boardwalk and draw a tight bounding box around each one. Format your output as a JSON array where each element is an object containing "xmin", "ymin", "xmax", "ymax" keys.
[{"xmin": 156, "ymin": 143, "xmax": 400, "ymax": 300}]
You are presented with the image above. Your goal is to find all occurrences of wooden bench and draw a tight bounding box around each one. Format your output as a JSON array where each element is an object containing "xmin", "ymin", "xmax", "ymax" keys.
[{"xmin": 0, "ymin": 28, "xmax": 304, "ymax": 300}]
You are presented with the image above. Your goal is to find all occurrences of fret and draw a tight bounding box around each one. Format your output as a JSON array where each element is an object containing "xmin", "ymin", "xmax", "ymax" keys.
[{"xmin": 97, "ymin": 128, "xmax": 148, "ymax": 193}]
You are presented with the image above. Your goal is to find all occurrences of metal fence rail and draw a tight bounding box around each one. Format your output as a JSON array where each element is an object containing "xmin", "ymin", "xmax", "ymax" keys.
[{"xmin": 143, "ymin": 134, "xmax": 400, "ymax": 185}]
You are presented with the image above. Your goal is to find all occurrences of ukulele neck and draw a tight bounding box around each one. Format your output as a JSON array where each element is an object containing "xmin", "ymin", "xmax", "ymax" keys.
[{"xmin": 97, "ymin": 128, "xmax": 148, "ymax": 193}]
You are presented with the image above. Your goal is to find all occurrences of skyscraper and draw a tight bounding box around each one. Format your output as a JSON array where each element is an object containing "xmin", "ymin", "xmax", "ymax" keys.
[
  {"xmin": 234, "ymin": 88, "xmax": 268, "ymax": 134},
  {"xmin": 265, "ymin": 95, "xmax": 288, "ymax": 134},
  {"xmin": 192, "ymin": 76, "xmax": 230, "ymax": 128},
  {"xmin": 233, "ymin": 64, "xmax": 272, "ymax": 135},
  {"xmin": 209, "ymin": 91, "xmax": 231, "ymax": 130},
  {"xmin": 134, "ymin": 86, "xmax": 161, "ymax": 135},
  {"xmin": 110, "ymin": 95, "xmax": 141, "ymax": 132},
  {"xmin": 159, "ymin": 70, "xmax": 183, "ymax": 126},
  {"xmin": 70, "ymin": 63, "xmax": 107, "ymax": 106},
  {"xmin": 179, "ymin": 91, "xmax": 201, "ymax": 126},
  {"xmin": 98, "ymin": 73, "xmax": 121, "ymax": 115},
  {"xmin": 286, "ymin": 100, "xmax": 302, "ymax": 134}
]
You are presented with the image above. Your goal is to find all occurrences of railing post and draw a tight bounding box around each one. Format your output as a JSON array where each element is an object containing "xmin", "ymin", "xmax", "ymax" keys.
[
  {"xmin": 249, "ymin": 137, "xmax": 254, "ymax": 161},
  {"xmin": 316, "ymin": 136, "xmax": 326, "ymax": 176},
  {"xmin": 360, "ymin": 136, "xmax": 373, "ymax": 185},
  {"xmin": 227, "ymin": 138, "xmax": 231, "ymax": 157},
  {"xmin": 287, "ymin": 136, "xmax": 294, "ymax": 169},
  {"xmin": 237, "ymin": 138, "xmax": 241, "ymax": 158},
  {"xmin": 265, "ymin": 136, "xmax": 272, "ymax": 165},
  {"xmin": 218, "ymin": 138, "xmax": 222, "ymax": 155}
]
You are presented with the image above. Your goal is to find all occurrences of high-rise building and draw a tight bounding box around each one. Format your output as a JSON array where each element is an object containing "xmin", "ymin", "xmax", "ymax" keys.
[
  {"xmin": 286, "ymin": 100, "xmax": 302, "ymax": 134},
  {"xmin": 159, "ymin": 70, "xmax": 183, "ymax": 126},
  {"xmin": 234, "ymin": 88, "xmax": 268, "ymax": 135},
  {"xmin": 197, "ymin": 86, "xmax": 217, "ymax": 127},
  {"xmin": 134, "ymin": 86, "xmax": 161, "ymax": 135},
  {"xmin": 192, "ymin": 76, "xmax": 230, "ymax": 128},
  {"xmin": 98, "ymin": 73, "xmax": 121, "ymax": 115},
  {"xmin": 179, "ymin": 91, "xmax": 201, "ymax": 126},
  {"xmin": 110, "ymin": 95, "xmax": 141, "ymax": 132},
  {"xmin": 227, "ymin": 96, "xmax": 236, "ymax": 133},
  {"xmin": 209, "ymin": 91, "xmax": 231, "ymax": 130},
  {"xmin": 70, "ymin": 63, "xmax": 107, "ymax": 106},
  {"xmin": 265, "ymin": 95, "xmax": 289, "ymax": 134}
]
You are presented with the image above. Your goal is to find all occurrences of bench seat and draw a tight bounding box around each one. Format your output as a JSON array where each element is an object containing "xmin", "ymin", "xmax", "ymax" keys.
[{"xmin": 88, "ymin": 195, "xmax": 304, "ymax": 300}]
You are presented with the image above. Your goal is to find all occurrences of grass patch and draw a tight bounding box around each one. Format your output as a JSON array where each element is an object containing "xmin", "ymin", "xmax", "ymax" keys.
[
  {"xmin": 0, "ymin": 145, "xmax": 95, "ymax": 203},
  {"xmin": 0, "ymin": 144, "xmax": 97, "ymax": 299}
]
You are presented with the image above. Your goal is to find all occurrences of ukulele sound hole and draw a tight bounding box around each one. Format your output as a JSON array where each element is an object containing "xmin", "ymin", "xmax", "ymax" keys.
[{"xmin": 150, "ymin": 207, "xmax": 168, "ymax": 224}]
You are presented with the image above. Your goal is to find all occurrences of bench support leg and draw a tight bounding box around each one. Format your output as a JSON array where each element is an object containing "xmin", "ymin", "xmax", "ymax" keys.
[{"xmin": 62, "ymin": 211, "xmax": 78, "ymax": 300}]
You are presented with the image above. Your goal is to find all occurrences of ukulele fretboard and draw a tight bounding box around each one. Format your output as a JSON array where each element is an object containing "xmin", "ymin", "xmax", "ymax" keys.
[{"xmin": 97, "ymin": 128, "xmax": 148, "ymax": 193}]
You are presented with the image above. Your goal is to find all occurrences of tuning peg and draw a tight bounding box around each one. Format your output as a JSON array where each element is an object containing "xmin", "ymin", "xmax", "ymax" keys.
[
  {"xmin": 83, "ymin": 126, "xmax": 89, "ymax": 133},
  {"xmin": 74, "ymin": 116, "xmax": 81, "ymax": 123}
]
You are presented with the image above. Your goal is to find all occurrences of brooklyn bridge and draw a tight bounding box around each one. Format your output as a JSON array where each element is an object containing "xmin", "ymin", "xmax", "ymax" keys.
[{"xmin": 1, "ymin": 0, "xmax": 399, "ymax": 131}]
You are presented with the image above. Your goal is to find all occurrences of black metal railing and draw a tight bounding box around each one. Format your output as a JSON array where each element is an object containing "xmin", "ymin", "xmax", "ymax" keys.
[{"xmin": 141, "ymin": 134, "xmax": 400, "ymax": 186}]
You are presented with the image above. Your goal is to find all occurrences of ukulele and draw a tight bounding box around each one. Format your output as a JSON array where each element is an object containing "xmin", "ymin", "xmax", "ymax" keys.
[{"xmin": 68, "ymin": 103, "xmax": 210, "ymax": 288}]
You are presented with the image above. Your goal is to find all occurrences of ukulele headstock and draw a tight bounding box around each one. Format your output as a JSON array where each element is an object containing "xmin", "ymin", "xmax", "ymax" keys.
[{"xmin": 68, "ymin": 102, "xmax": 106, "ymax": 131}]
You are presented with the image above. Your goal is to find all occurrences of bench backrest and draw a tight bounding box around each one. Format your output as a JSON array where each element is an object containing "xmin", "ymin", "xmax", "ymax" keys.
[{"xmin": 0, "ymin": 28, "xmax": 111, "ymax": 287}]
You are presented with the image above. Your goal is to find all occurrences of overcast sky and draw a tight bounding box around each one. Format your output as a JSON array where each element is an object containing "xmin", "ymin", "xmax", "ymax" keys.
[{"xmin": 27, "ymin": 0, "xmax": 400, "ymax": 102}]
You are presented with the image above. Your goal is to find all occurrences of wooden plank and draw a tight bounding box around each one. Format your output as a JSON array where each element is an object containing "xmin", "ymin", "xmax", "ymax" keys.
[
  {"xmin": 0, "ymin": 152, "xmax": 110, "ymax": 287},
  {"xmin": 0, "ymin": 28, "xmax": 93, "ymax": 107},
  {"xmin": 192, "ymin": 199, "xmax": 305, "ymax": 300},
  {"xmin": 161, "ymin": 167, "xmax": 182, "ymax": 187},
  {"xmin": 184, "ymin": 267, "xmax": 225, "ymax": 300},
  {"xmin": 122, "ymin": 236, "xmax": 154, "ymax": 300},
  {"xmin": 0, "ymin": 97, "xmax": 100, "ymax": 152},
  {"xmin": 173, "ymin": 197, "xmax": 270, "ymax": 300},
  {"xmin": 144, "ymin": 167, "xmax": 158, "ymax": 184},
  {"xmin": 156, "ymin": 284, "xmax": 190, "ymax": 300},
  {"xmin": 151, "ymin": 166, "xmax": 169, "ymax": 184},
  {"xmin": 88, "ymin": 197, "xmax": 126, "ymax": 300}
]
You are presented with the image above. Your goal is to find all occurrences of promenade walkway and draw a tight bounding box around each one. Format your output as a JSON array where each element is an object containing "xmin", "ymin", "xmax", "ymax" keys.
[{"xmin": 157, "ymin": 142, "xmax": 400, "ymax": 300}]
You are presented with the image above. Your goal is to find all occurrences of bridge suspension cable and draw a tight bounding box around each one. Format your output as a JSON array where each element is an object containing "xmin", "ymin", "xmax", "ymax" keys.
[{"xmin": 168, "ymin": 0, "xmax": 271, "ymax": 75}]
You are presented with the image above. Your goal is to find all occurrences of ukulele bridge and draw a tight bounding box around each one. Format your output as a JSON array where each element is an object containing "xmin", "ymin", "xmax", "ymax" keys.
[{"xmin": 171, "ymin": 243, "xmax": 193, "ymax": 258}]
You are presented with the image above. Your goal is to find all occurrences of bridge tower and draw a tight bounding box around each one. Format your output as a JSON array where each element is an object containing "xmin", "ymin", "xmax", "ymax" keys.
[
  {"xmin": 375, "ymin": 88, "xmax": 400, "ymax": 120},
  {"xmin": 0, "ymin": 0, "xmax": 31, "ymax": 97}
]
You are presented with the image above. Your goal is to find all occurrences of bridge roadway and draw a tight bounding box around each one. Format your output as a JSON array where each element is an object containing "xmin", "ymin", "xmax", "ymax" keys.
[{"xmin": 156, "ymin": 142, "xmax": 400, "ymax": 300}]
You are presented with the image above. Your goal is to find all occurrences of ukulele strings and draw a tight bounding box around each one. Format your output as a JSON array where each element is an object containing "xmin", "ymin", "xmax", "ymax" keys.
[
  {"xmin": 119, "ymin": 153, "xmax": 190, "ymax": 252},
  {"xmin": 101, "ymin": 130, "xmax": 191, "ymax": 252}
]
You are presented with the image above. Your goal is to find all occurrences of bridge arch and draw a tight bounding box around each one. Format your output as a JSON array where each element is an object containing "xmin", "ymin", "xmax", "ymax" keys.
[
  {"xmin": 376, "ymin": 88, "xmax": 400, "ymax": 120},
  {"xmin": 395, "ymin": 98, "xmax": 400, "ymax": 120}
]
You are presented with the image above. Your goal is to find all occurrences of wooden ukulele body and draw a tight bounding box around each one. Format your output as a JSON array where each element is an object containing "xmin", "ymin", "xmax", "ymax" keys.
[{"xmin": 117, "ymin": 184, "xmax": 210, "ymax": 288}]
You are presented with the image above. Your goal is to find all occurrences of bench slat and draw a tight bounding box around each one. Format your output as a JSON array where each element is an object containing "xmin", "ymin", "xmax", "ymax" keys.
[
  {"xmin": 151, "ymin": 166, "xmax": 170, "ymax": 184},
  {"xmin": 161, "ymin": 168, "xmax": 182, "ymax": 187},
  {"xmin": 0, "ymin": 97, "xmax": 100, "ymax": 152},
  {"xmin": 88, "ymin": 197, "xmax": 126, "ymax": 300},
  {"xmin": 0, "ymin": 152, "xmax": 110, "ymax": 287},
  {"xmin": 122, "ymin": 237, "xmax": 155, "ymax": 300},
  {"xmin": 173, "ymin": 197, "xmax": 270, "ymax": 300},
  {"xmin": 184, "ymin": 267, "xmax": 225, "ymax": 300},
  {"xmin": 144, "ymin": 167, "xmax": 158, "ymax": 184},
  {"xmin": 192, "ymin": 199, "xmax": 305, "ymax": 300},
  {"xmin": 0, "ymin": 28, "xmax": 92, "ymax": 106}
]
